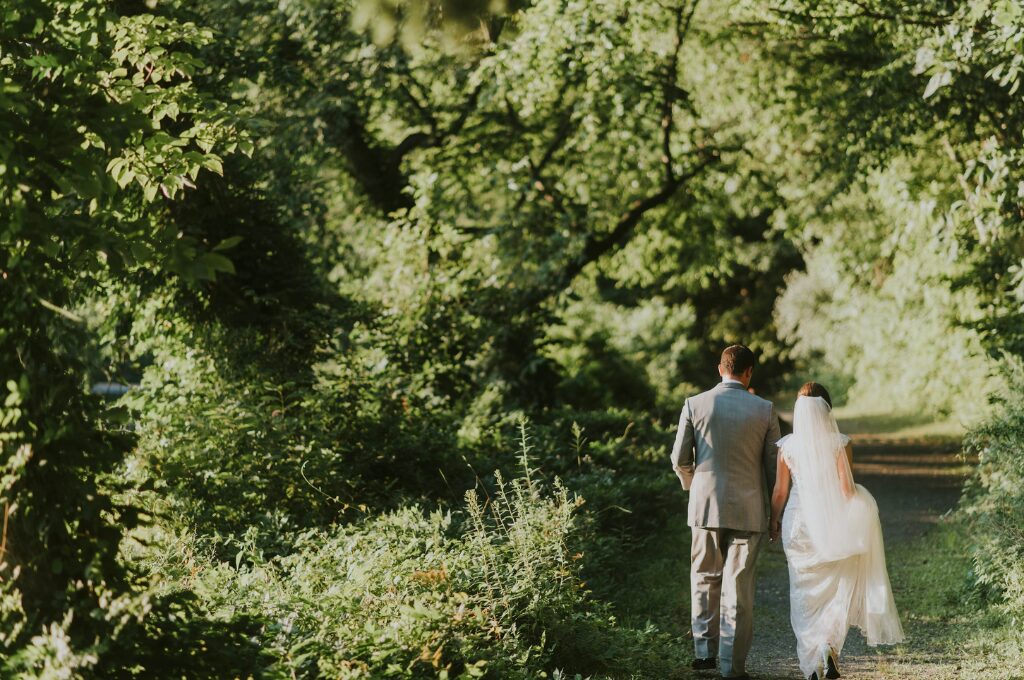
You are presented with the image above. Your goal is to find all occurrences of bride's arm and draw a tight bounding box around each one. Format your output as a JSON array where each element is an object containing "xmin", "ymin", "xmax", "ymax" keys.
[
  {"xmin": 769, "ymin": 451, "xmax": 791, "ymax": 542},
  {"xmin": 837, "ymin": 443, "xmax": 855, "ymax": 498}
]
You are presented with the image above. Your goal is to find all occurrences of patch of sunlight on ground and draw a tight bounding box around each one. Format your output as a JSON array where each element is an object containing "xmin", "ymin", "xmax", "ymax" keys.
[
  {"xmin": 774, "ymin": 404, "xmax": 966, "ymax": 441},
  {"xmin": 831, "ymin": 407, "xmax": 965, "ymax": 440}
]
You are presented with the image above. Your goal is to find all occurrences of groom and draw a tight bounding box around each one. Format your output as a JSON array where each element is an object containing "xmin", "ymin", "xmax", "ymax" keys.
[{"xmin": 670, "ymin": 345, "xmax": 781, "ymax": 679}]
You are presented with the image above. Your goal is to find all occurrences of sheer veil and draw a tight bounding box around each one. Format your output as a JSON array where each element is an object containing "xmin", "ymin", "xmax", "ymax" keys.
[
  {"xmin": 785, "ymin": 395, "xmax": 872, "ymax": 562},
  {"xmin": 782, "ymin": 395, "xmax": 906, "ymax": 646}
]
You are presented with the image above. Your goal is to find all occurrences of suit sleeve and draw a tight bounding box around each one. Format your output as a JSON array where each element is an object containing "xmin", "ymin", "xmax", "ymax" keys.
[
  {"xmin": 670, "ymin": 399, "xmax": 696, "ymax": 490},
  {"xmin": 763, "ymin": 402, "xmax": 781, "ymax": 495}
]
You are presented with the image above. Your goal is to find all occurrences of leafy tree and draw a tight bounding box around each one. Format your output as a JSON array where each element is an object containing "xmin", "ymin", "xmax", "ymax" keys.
[
  {"xmin": 112, "ymin": 0, "xmax": 808, "ymax": 557},
  {"xmin": 0, "ymin": 0, "xmax": 259, "ymax": 673},
  {"xmin": 735, "ymin": 0, "xmax": 1024, "ymax": 365}
]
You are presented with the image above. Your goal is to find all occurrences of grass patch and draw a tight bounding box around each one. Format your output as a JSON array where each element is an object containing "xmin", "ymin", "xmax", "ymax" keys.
[
  {"xmin": 772, "ymin": 404, "xmax": 968, "ymax": 441},
  {"xmin": 834, "ymin": 410, "xmax": 965, "ymax": 441},
  {"xmin": 847, "ymin": 515, "xmax": 1023, "ymax": 679}
]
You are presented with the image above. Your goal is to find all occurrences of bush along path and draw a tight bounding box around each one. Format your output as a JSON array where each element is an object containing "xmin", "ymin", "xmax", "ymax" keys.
[{"xmin": 600, "ymin": 433, "xmax": 1004, "ymax": 680}]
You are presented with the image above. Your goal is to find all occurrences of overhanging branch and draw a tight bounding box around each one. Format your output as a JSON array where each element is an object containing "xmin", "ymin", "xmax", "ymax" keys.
[
  {"xmin": 519, "ymin": 149, "xmax": 720, "ymax": 310},
  {"xmin": 566, "ymin": 151, "xmax": 720, "ymax": 286},
  {"xmin": 520, "ymin": 0, "xmax": 714, "ymax": 307}
]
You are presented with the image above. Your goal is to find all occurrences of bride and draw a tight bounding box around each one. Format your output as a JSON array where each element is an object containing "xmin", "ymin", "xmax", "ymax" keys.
[{"xmin": 769, "ymin": 382, "xmax": 905, "ymax": 680}]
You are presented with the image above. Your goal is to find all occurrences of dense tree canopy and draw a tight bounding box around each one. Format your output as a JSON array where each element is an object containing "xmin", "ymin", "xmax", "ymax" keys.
[{"xmin": 2, "ymin": 0, "xmax": 1022, "ymax": 676}]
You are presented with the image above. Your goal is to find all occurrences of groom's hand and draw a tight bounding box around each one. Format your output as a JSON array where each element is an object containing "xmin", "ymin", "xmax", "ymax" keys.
[{"xmin": 769, "ymin": 519, "xmax": 781, "ymax": 543}]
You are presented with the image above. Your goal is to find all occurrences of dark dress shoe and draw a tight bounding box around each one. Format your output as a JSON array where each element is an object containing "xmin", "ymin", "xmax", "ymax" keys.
[
  {"xmin": 825, "ymin": 650, "xmax": 841, "ymax": 678},
  {"xmin": 691, "ymin": 657, "xmax": 717, "ymax": 670}
]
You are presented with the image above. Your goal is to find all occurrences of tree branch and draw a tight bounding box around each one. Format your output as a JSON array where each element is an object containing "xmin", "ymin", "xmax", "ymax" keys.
[
  {"xmin": 398, "ymin": 80, "xmax": 439, "ymax": 135},
  {"xmin": 566, "ymin": 151, "xmax": 719, "ymax": 286},
  {"xmin": 662, "ymin": 0, "xmax": 699, "ymax": 184},
  {"xmin": 520, "ymin": 149, "xmax": 721, "ymax": 310},
  {"xmin": 511, "ymin": 1, "xmax": 721, "ymax": 308},
  {"xmin": 334, "ymin": 76, "xmax": 487, "ymax": 214},
  {"xmin": 510, "ymin": 102, "xmax": 578, "ymax": 216}
]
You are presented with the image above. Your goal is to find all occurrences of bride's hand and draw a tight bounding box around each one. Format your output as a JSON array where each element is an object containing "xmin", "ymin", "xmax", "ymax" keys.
[{"xmin": 769, "ymin": 518, "xmax": 781, "ymax": 543}]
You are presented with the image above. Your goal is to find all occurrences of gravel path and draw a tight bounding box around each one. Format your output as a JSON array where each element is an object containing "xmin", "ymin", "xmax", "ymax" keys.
[{"xmin": 746, "ymin": 436, "xmax": 968, "ymax": 680}]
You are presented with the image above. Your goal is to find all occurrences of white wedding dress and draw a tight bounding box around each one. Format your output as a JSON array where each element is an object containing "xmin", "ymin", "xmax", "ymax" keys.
[{"xmin": 777, "ymin": 397, "xmax": 905, "ymax": 678}]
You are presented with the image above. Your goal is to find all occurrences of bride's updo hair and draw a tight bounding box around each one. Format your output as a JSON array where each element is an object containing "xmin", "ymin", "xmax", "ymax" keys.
[{"xmin": 798, "ymin": 381, "xmax": 832, "ymax": 410}]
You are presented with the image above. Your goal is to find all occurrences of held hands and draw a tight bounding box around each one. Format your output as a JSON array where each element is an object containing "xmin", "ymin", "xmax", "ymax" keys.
[{"xmin": 769, "ymin": 517, "xmax": 782, "ymax": 543}]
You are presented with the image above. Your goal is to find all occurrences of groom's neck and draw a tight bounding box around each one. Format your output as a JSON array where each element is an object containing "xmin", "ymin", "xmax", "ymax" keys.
[{"xmin": 721, "ymin": 373, "xmax": 752, "ymax": 390}]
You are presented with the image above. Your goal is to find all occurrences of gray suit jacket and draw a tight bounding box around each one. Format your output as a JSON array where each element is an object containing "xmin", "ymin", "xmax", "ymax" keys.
[{"xmin": 670, "ymin": 382, "xmax": 781, "ymax": 532}]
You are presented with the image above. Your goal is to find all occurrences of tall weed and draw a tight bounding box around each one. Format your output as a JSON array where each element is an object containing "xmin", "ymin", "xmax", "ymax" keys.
[{"xmin": 169, "ymin": 422, "xmax": 676, "ymax": 678}]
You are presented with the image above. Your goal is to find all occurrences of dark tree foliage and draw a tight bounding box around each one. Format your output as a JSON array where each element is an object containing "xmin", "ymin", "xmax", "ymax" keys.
[
  {"xmin": 8, "ymin": 0, "xmax": 1023, "ymax": 675},
  {"xmin": 0, "ymin": 0, "xmax": 274, "ymax": 674}
]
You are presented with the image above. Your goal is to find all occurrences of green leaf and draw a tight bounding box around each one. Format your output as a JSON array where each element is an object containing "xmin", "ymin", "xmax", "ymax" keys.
[
  {"xmin": 212, "ymin": 236, "xmax": 243, "ymax": 252},
  {"xmin": 201, "ymin": 155, "xmax": 223, "ymax": 175},
  {"xmin": 923, "ymin": 69, "xmax": 952, "ymax": 99},
  {"xmin": 201, "ymin": 252, "xmax": 236, "ymax": 275}
]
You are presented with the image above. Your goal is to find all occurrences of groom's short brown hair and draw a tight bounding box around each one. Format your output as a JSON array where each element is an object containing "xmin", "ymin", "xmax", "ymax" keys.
[{"xmin": 720, "ymin": 344, "xmax": 755, "ymax": 375}]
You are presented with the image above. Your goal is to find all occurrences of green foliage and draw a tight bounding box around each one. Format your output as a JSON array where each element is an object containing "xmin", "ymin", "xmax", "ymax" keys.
[
  {"xmin": 13, "ymin": 0, "xmax": 1024, "ymax": 674},
  {"xmin": 963, "ymin": 369, "xmax": 1024, "ymax": 619},
  {"xmin": 775, "ymin": 157, "xmax": 999, "ymax": 418},
  {"xmin": 145, "ymin": 429, "xmax": 683, "ymax": 679},
  {"xmin": 183, "ymin": 0, "xmax": 801, "ymax": 412},
  {"xmin": 1, "ymin": 0, "xmax": 248, "ymax": 277},
  {"xmin": 0, "ymin": 0, "xmax": 257, "ymax": 674},
  {"xmin": 908, "ymin": 2, "xmax": 1024, "ymax": 358},
  {"xmin": 122, "ymin": 291, "xmax": 469, "ymax": 541},
  {"xmin": 737, "ymin": 0, "xmax": 1024, "ymax": 372}
]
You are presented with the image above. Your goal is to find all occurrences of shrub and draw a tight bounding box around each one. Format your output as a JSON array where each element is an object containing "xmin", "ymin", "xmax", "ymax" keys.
[
  {"xmin": 122, "ymin": 293, "xmax": 473, "ymax": 546},
  {"xmin": 962, "ymin": 372, "xmax": 1024, "ymax": 618},
  {"xmin": 143, "ymin": 423, "xmax": 684, "ymax": 679},
  {"xmin": 168, "ymin": 426, "xmax": 581, "ymax": 678}
]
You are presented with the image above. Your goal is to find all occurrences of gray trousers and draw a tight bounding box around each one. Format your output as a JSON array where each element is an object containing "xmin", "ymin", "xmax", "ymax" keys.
[{"xmin": 691, "ymin": 527, "xmax": 763, "ymax": 677}]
